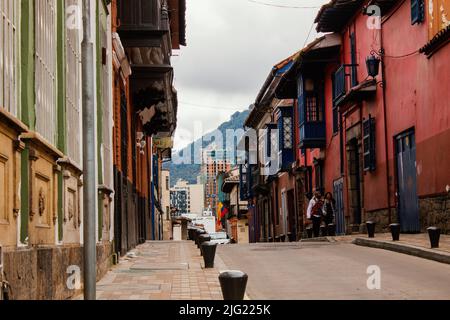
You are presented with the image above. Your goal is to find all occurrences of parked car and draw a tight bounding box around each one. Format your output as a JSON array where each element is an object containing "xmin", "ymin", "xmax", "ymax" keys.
[{"xmin": 209, "ymin": 232, "xmax": 231, "ymax": 245}]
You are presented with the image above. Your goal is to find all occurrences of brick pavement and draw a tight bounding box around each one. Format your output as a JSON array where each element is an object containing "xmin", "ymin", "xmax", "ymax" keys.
[{"xmin": 77, "ymin": 241, "xmax": 228, "ymax": 300}]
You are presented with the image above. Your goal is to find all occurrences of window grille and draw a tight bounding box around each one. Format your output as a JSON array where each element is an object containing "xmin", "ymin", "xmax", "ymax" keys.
[
  {"xmin": 0, "ymin": 0, "xmax": 18, "ymax": 116},
  {"xmin": 65, "ymin": 0, "xmax": 82, "ymax": 164},
  {"xmin": 35, "ymin": 0, "xmax": 57, "ymax": 144}
]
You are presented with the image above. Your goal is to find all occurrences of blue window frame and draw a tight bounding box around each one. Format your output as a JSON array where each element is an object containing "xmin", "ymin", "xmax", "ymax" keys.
[
  {"xmin": 411, "ymin": 0, "xmax": 424, "ymax": 25},
  {"xmin": 277, "ymin": 106, "xmax": 294, "ymax": 172},
  {"xmin": 298, "ymin": 74, "xmax": 326, "ymax": 149},
  {"xmin": 333, "ymin": 66, "xmax": 346, "ymax": 104}
]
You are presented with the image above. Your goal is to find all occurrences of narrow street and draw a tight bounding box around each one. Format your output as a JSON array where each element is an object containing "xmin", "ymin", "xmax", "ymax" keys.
[
  {"xmin": 2, "ymin": 0, "xmax": 450, "ymax": 303},
  {"xmin": 86, "ymin": 240, "xmax": 450, "ymax": 300},
  {"xmin": 217, "ymin": 242, "xmax": 450, "ymax": 300}
]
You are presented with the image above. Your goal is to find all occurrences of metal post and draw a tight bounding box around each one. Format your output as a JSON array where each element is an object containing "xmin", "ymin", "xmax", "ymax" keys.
[{"xmin": 82, "ymin": 0, "xmax": 96, "ymax": 300}]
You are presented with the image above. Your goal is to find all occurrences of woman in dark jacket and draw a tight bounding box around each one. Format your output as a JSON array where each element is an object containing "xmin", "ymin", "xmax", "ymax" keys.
[{"xmin": 322, "ymin": 192, "xmax": 336, "ymax": 225}]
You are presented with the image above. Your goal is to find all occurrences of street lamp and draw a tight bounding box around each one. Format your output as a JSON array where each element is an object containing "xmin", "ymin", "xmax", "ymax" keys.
[{"xmin": 366, "ymin": 54, "xmax": 381, "ymax": 78}]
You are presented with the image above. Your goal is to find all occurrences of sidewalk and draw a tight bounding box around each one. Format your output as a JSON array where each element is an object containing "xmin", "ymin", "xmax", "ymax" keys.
[
  {"xmin": 84, "ymin": 241, "xmax": 227, "ymax": 300},
  {"xmin": 335, "ymin": 233, "xmax": 450, "ymax": 264}
]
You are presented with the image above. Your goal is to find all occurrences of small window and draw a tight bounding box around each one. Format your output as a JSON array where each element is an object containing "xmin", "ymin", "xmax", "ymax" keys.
[{"xmin": 411, "ymin": 0, "xmax": 424, "ymax": 25}]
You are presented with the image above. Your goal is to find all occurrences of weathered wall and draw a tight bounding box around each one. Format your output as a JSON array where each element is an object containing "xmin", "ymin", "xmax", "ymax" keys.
[{"xmin": 3, "ymin": 242, "xmax": 112, "ymax": 300}]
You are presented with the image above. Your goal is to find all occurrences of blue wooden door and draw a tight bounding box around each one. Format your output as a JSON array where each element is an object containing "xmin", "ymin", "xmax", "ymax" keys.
[
  {"xmin": 396, "ymin": 130, "xmax": 420, "ymax": 233},
  {"xmin": 334, "ymin": 178, "xmax": 346, "ymax": 235}
]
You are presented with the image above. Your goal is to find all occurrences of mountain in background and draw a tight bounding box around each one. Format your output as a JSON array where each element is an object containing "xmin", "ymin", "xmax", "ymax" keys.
[{"xmin": 164, "ymin": 109, "xmax": 250, "ymax": 186}]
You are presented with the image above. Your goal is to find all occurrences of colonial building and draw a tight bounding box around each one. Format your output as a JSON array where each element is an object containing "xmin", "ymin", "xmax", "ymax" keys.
[
  {"xmin": 0, "ymin": 0, "xmax": 186, "ymax": 300},
  {"xmin": 112, "ymin": 0, "xmax": 186, "ymax": 254},
  {"xmin": 0, "ymin": 0, "xmax": 114, "ymax": 299},
  {"xmin": 240, "ymin": 0, "xmax": 450, "ymax": 242}
]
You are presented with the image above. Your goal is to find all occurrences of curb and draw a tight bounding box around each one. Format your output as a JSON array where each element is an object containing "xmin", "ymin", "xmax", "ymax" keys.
[
  {"xmin": 301, "ymin": 236, "xmax": 336, "ymax": 243},
  {"xmin": 353, "ymin": 237, "xmax": 450, "ymax": 265}
]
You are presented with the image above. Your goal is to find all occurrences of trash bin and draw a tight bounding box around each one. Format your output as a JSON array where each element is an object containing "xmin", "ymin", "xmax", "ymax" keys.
[
  {"xmin": 280, "ymin": 234, "xmax": 286, "ymax": 242},
  {"xmin": 389, "ymin": 223, "xmax": 401, "ymax": 241},
  {"xmin": 201, "ymin": 242, "xmax": 218, "ymax": 268},
  {"xmin": 218, "ymin": 270, "xmax": 248, "ymax": 300},
  {"xmin": 327, "ymin": 224, "xmax": 336, "ymax": 237},
  {"xmin": 366, "ymin": 221, "xmax": 376, "ymax": 238},
  {"xmin": 427, "ymin": 226, "xmax": 441, "ymax": 248},
  {"xmin": 198, "ymin": 234, "xmax": 211, "ymax": 255},
  {"xmin": 306, "ymin": 227, "xmax": 313, "ymax": 239},
  {"xmin": 312, "ymin": 215, "xmax": 321, "ymax": 237}
]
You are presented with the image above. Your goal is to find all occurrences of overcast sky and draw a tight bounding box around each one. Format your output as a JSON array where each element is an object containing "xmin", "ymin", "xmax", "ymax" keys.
[{"xmin": 171, "ymin": 0, "xmax": 329, "ymax": 151}]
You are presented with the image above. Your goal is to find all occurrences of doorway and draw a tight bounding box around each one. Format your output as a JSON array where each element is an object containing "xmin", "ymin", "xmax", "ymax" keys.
[
  {"xmin": 333, "ymin": 178, "xmax": 346, "ymax": 235},
  {"xmin": 396, "ymin": 130, "xmax": 420, "ymax": 232}
]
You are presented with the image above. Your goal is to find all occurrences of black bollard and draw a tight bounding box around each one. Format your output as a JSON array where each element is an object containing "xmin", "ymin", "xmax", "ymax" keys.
[
  {"xmin": 366, "ymin": 221, "xmax": 376, "ymax": 238},
  {"xmin": 219, "ymin": 271, "xmax": 248, "ymax": 300},
  {"xmin": 427, "ymin": 227, "xmax": 441, "ymax": 248},
  {"xmin": 320, "ymin": 225, "xmax": 327, "ymax": 237},
  {"xmin": 389, "ymin": 223, "xmax": 401, "ymax": 241},
  {"xmin": 287, "ymin": 232, "xmax": 296, "ymax": 242},
  {"xmin": 306, "ymin": 227, "xmax": 313, "ymax": 238},
  {"xmin": 327, "ymin": 224, "xmax": 336, "ymax": 237},
  {"xmin": 312, "ymin": 215, "xmax": 321, "ymax": 237},
  {"xmin": 195, "ymin": 230, "xmax": 206, "ymax": 248},
  {"xmin": 201, "ymin": 242, "xmax": 218, "ymax": 268},
  {"xmin": 198, "ymin": 234, "xmax": 211, "ymax": 255}
]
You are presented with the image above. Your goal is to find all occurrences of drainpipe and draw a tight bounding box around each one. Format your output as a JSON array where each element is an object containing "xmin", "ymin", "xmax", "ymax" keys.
[
  {"xmin": 380, "ymin": 21, "xmax": 392, "ymax": 224},
  {"xmin": 81, "ymin": 0, "xmax": 97, "ymax": 300}
]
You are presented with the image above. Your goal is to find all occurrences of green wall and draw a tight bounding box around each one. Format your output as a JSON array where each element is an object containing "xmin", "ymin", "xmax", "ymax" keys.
[{"xmin": 19, "ymin": 0, "xmax": 35, "ymax": 243}]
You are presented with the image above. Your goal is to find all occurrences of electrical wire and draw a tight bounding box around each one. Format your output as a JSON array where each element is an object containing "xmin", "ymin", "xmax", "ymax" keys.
[
  {"xmin": 302, "ymin": 18, "xmax": 316, "ymax": 48},
  {"xmin": 247, "ymin": 0, "xmax": 320, "ymax": 9},
  {"xmin": 383, "ymin": 50, "xmax": 420, "ymax": 59}
]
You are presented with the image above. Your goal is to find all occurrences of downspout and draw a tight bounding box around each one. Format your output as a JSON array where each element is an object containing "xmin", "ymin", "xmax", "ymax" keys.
[{"xmin": 380, "ymin": 21, "xmax": 392, "ymax": 224}]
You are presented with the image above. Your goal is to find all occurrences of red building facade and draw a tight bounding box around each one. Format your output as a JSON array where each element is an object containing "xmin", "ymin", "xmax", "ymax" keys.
[{"xmin": 241, "ymin": 0, "xmax": 450, "ymax": 240}]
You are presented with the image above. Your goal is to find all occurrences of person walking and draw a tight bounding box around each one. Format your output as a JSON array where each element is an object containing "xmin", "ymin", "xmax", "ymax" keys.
[
  {"xmin": 307, "ymin": 191, "xmax": 324, "ymax": 221},
  {"xmin": 322, "ymin": 192, "xmax": 336, "ymax": 225},
  {"xmin": 307, "ymin": 191, "xmax": 323, "ymax": 237}
]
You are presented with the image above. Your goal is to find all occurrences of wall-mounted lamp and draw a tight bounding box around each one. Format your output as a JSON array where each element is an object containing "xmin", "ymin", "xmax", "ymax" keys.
[{"xmin": 366, "ymin": 54, "xmax": 381, "ymax": 78}]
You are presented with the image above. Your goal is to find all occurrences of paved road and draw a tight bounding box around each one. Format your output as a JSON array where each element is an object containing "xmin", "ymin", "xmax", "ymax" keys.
[{"xmin": 216, "ymin": 241, "xmax": 450, "ymax": 300}]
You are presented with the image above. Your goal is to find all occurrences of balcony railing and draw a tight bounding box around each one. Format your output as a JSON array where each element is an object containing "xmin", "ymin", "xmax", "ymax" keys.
[{"xmin": 117, "ymin": 0, "xmax": 169, "ymax": 35}]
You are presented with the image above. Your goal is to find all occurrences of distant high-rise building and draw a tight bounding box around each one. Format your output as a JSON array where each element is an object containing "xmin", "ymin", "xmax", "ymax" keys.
[
  {"xmin": 202, "ymin": 146, "xmax": 232, "ymax": 216},
  {"xmin": 170, "ymin": 179, "xmax": 205, "ymax": 215}
]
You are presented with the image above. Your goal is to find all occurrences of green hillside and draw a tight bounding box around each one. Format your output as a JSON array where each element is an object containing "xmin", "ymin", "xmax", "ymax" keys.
[{"xmin": 165, "ymin": 109, "xmax": 250, "ymax": 186}]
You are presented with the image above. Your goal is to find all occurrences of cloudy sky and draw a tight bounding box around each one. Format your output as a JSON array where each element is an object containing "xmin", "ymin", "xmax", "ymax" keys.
[{"xmin": 171, "ymin": 0, "xmax": 329, "ymax": 151}]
